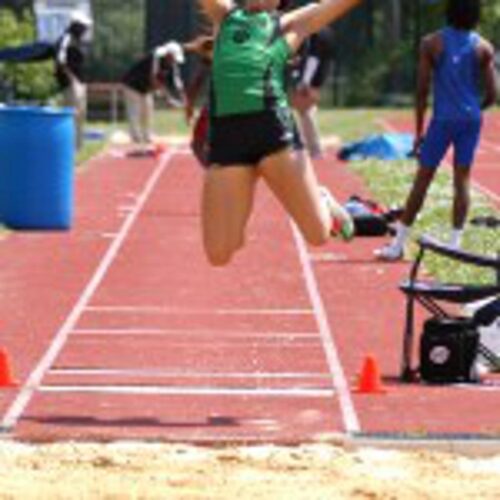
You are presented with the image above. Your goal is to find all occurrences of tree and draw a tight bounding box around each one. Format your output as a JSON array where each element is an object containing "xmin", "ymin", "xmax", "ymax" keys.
[{"xmin": 86, "ymin": 0, "xmax": 145, "ymax": 81}]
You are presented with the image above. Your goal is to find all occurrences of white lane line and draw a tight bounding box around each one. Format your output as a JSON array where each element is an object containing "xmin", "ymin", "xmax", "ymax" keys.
[
  {"xmin": 73, "ymin": 328, "xmax": 174, "ymax": 334},
  {"xmin": 290, "ymin": 223, "xmax": 360, "ymax": 433},
  {"xmin": 72, "ymin": 328, "xmax": 318, "ymax": 338},
  {"xmin": 377, "ymin": 118, "xmax": 500, "ymax": 205},
  {"xmin": 49, "ymin": 368, "xmax": 330, "ymax": 379},
  {"xmin": 39, "ymin": 385, "xmax": 334, "ymax": 397},
  {"xmin": 470, "ymin": 180, "xmax": 500, "ymax": 205},
  {"xmin": 481, "ymin": 139, "xmax": 500, "ymax": 153},
  {"xmin": 67, "ymin": 341, "xmax": 320, "ymax": 349},
  {"xmin": 68, "ymin": 342, "xmax": 320, "ymax": 350},
  {"xmin": 375, "ymin": 117, "xmax": 397, "ymax": 133},
  {"xmin": 83, "ymin": 306, "xmax": 313, "ymax": 315},
  {"xmin": 0, "ymin": 150, "xmax": 178, "ymax": 431}
]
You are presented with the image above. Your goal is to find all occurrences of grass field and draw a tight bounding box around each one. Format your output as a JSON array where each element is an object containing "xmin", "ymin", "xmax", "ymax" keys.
[{"xmin": 83, "ymin": 107, "xmax": 499, "ymax": 284}]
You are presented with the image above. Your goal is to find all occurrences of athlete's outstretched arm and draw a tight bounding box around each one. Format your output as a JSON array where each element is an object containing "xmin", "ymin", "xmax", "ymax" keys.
[
  {"xmin": 479, "ymin": 39, "xmax": 498, "ymax": 110},
  {"xmin": 414, "ymin": 36, "xmax": 434, "ymax": 151},
  {"xmin": 198, "ymin": 0, "xmax": 233, "ymax": 25},
  {"xmin": 281, "ymin": 0, "xmax": 362, "ymax": 52}
]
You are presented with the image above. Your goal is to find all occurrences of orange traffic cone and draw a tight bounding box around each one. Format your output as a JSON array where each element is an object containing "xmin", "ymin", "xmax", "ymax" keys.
[
  {"xmin": 154, "ymin": 142, "xmax": 166, "ymax": 158},
  {"xmin": 0, "ymin": 348, "xmax": 18, "ymax": 387},
  {"xmin": 354, "ymin": 354, "xmax": 386, "ymax": 394}
]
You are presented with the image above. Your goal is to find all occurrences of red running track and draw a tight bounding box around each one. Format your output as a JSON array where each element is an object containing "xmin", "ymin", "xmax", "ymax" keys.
[{"xmin": 0, "ymin": 134, "xmax": 498, "ymax": 444}]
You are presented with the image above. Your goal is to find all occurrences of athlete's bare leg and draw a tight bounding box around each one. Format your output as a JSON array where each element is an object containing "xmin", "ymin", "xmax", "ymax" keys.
[
  {"xmin": 452, "ymin": 164, "xmax": 471, "ymax": 229},
  {"xmin": 202, "ymin": 166, "xmax": 259, "ymax": 266},
  {"xmin": 257, "ymin": 148, "xmax": 333, "ymax": 245}
]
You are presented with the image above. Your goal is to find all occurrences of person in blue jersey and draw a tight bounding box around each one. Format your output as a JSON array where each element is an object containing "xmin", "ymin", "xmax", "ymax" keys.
[{"xmin": 376, "ymin": 0, "xmax": 497, "ymax": 261}]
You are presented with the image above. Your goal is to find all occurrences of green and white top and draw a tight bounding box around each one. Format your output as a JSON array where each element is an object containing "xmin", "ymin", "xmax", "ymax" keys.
[{"xmin": 211, "ymin": 8, "xmax": 292, "ymax": 117}]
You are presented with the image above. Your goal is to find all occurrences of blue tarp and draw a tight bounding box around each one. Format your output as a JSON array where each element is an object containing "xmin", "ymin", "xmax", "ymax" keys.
[
  {"xmin": 0, "ymin": 42, "xmax": 54, "ymax": 63},
  {"xmin": 338, "ymin": 133, "xmax": 414, "ymax": 161}
]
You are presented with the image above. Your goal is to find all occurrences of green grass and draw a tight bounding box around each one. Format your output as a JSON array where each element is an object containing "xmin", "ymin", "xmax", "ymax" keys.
[
  {"xmin": 79, "ymin": 109, "xmax": 189, "ymax": 166},
  {"xmin": 76, "ymin": 140, "xmax": 105, "ymax": 168},
  {"xmin": 316, "ymin": 108, "xmax": 392, "ymax": 140},
  {"xmin": 326, "ymin": 108, "xmax": 500, "ymax": 285}
]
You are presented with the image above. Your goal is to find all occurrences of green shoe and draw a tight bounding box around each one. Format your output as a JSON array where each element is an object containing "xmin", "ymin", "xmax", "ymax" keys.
[{"xmin": 319, "ymin": 186, "xmax": 355, "ymax": 242}]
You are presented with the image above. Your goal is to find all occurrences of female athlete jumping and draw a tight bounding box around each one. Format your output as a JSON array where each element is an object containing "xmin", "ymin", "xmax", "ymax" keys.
[{"xmin": 199, "ymin": 0, "xmax": 361, "ymax": 266}]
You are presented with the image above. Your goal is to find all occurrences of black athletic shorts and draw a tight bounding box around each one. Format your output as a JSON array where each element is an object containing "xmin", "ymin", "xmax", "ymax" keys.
[{"xmin": 208, "ymin": 108, "xmax": 303, "ymax": 167}]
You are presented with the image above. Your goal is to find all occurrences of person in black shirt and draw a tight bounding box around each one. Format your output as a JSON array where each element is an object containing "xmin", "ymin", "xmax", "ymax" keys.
[
  {"xmin": 290, "ymin": 27, "xmax": 335, "ymax": 159},
  {"xmin": 0, "ymin": 10, "xmax": 92, "ymax": 150},
  {"xmin": 121, "ymin": 42, "xmax": 186, "ymax": 146},
  {"xmin": 55, "ymin": 11, "xmax": 93, "ymax": 150}
]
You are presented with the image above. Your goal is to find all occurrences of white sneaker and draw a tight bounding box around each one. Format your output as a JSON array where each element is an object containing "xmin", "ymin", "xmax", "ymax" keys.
[
  {"xmin": 447, "ymin": 238, "xmax": 461, "ymax": 250},
  {"xmin": 374, "ymin": 243, "xmax": 404, "ymax": 261},
  {"xmin": 318, "ymin": 186, "xmax": 355, "ymax": 242}
]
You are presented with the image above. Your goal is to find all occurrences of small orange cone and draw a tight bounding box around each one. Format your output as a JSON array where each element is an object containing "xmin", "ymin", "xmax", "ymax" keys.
[
  {"xmin": 154, "ymin": 142, "xmax": 166, "ymax": 158},
  {"xmin": 0, "ymin": 348, "xmax": 18, "ymax": 387},
  {"xmin": 354, "ymin": 354, "xmax": 386, "ymax": 394}
]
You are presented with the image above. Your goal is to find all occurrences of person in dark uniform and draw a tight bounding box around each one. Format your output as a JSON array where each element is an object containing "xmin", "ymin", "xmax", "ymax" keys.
[
  {"xmin": 290, "ymin": 26, "xmax": 335, "ymax": 158},
  {"xmin": 121, "ymin": 42, "xmax": 186, "ymax": 146},
  {"xmin": 55, "ymin": 11, "xmax": 93, "ymax": 150},
  {"xmin": 183, "ymin": 35, "xmax": 215, "ymax": 166},
  {"xmin": 0, "ymin": 10, "xmax": 92, "ymax": 149}
]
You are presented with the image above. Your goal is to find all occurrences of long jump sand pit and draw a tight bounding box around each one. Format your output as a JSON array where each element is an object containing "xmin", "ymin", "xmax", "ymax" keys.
[{"xmin": 0, "ymin": 441, "xmax": 499, "ymax": 498}]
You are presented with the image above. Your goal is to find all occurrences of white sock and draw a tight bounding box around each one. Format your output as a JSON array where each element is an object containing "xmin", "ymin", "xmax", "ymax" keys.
[
  {"xmin": 393, "ymin": 222, "xmax": 409, "ymax": 250},
  {"xmin": 449, "ymin": 229, "xmax": 463, "ymax": 248}
]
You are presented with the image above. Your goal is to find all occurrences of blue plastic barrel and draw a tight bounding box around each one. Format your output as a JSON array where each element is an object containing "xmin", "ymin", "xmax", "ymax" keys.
[{"xmin": 0, "ymin": 105, "xmax": 74, "ymax": 229}]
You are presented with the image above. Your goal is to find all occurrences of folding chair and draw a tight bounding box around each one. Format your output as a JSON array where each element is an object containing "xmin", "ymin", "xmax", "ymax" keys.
[{"xmin": 399, "ymin": 234, "xmax": 500, "ymax": 381}]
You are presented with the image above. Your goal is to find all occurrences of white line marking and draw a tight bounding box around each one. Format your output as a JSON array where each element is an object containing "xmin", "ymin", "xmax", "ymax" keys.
[
  {"xmin": 0, "ymin": 150, "xmax": 178, "ymax": 431},
  {"xmin": 84, "ymin": 306, "xmax": 313, "ymax": 315},
  {"xmin": 39, "ymin": 385, "xmax": 334, "ymax": 397},
  {"xmin": 72, "ymin": 328, "xmax": 318, "ymax": 338},
  {"xmin": 375, "ymin": 117, "xmax": 397, "ymax": 133},
  {"xmin": 118, "ymin": 205, "xmax": 135, "ymax": 212},
  {"xmin": 68, "ymin": 341, "xmax": 320, "ymax": 348},
  {"xmin": 290, "ymin": 223, "xmax": 360, "ymax": 433},
  {"xmin": 49, "ymin": 368, "xmax": 330, "ymax": 379},
  {"xmin": 66, "ymin": 340, "xmax": 321, "ymax": 348},
  {"xmin": 470, "ymin": 180, "xmax": 500, "ymax": 204},
  {"xmin": 481, "ymin": 139, "xmax": 500, "ymax": 153}
]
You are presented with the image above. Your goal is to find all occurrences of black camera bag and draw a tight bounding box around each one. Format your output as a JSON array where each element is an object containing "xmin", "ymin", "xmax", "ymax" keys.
[{"xmin": 419, "ymin": 317, "xmax": 479, "ymax": 383}]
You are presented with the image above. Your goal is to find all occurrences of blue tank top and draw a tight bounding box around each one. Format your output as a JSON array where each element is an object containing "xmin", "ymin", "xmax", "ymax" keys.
[{"xmin": 433, "ymin": 27, "xmax": 481, "ymax": 121}]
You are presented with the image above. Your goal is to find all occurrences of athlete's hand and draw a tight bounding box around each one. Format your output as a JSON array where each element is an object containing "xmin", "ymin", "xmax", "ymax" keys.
[
  {"xmin": 183, "ymin": 35, "xmax": 214, "ymax": 61},
  {"xmin": 185, "ymin": 101, "xmax": 195, "ymax": 124},
  {"xmin": 290, "ymin": 86, "xmax": 315, "ymax": 111}
]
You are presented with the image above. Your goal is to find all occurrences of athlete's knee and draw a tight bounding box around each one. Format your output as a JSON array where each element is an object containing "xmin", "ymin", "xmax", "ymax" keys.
[
  {"xmin": 302, "ymin": 226, "xmax": 330, "ymax": 247},
  {"xmin": 204, "ymin": 239, "xmax": 241, "ymax": 266},
  {"xmin": 205, "ymin": 246, "xmax": 234, "ymax": 267}
]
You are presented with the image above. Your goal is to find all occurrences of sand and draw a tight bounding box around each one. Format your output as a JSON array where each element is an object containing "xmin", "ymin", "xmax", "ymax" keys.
[{"xmin": 0, "ymin": 442, "xmax": 499, "ymax": 499}]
